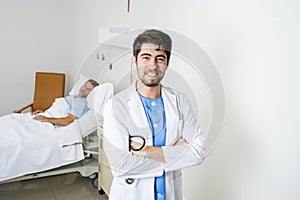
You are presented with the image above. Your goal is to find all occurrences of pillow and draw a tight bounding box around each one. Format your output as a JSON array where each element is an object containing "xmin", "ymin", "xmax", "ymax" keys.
[
  {"xmin": 75, "ymin": 109, "xmax": 97, "ymax": 138},
  {"xmin": 87, "ymin": 82, "xmax": 113, "ymax": 122},
  {"xmin": 87, "ymin": 85, "xmax": 97, "ymax": 109},
  {"xmin": 76, "ymin": 83, "xmax": 113, "ymax": 137},
  {"xmin": 69, "ymin": 73, "xmax": 88, "ymax": 96}
]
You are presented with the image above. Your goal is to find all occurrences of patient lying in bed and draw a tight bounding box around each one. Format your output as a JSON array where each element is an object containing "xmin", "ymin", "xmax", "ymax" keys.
[
  {"xmin": 0, "ymin": 78, "xmax": 113, "ymax": 182},
  {"xmin": 33, "ymin": 79, "xmax": 99, "ymax": 126}
]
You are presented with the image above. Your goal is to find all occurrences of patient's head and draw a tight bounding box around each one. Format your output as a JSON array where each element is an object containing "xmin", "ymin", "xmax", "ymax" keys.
[{"xmin": 77, "ymin": 79, "xmax": 99, "ymax": 98}]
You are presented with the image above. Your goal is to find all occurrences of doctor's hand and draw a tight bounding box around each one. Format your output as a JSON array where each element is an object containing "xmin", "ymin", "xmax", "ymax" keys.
[
  {"xmin": 130, "ymin": 141, "xmax": 145, "ymax": 152},
  {"xmin": 130, "ymin": 141, "xmax": 165, "ymax": 163},
  {"xmin": 174, "ymin": 138, "xmax": 187, "ymax": 146}
]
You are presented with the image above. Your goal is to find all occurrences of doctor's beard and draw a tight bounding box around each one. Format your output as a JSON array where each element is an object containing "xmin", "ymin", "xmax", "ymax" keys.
[{"xmin": 137, "ymin": 65, "xmax": 166, "ymax": 88}]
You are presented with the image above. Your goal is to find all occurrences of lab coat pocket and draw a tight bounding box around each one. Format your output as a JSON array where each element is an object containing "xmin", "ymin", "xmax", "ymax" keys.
[{"xmin": 111, "ymin": 177, "xmax": 140, "ymax": 199}]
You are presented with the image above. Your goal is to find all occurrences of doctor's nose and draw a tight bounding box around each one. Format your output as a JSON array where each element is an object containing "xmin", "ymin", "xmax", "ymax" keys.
[
  {"xmin": 148, "ymin": 59, "xmax": 160, "ymax": 68},
  {"xmin": 147, "ymin": 64, "xmax": 159, "ymax": 70},
  {"xmin": 145, "ymin": 57, "xmax": 158, "ymax": 65}
]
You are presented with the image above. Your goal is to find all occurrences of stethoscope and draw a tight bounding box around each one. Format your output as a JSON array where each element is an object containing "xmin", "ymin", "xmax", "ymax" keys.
[
  {"xmin": 129, "ymin": 135, "xmax": 146, "ymax": 151},
  {"xmin": 126, "ymin": 135, "xmax": 146, "ymax": 185},
  {"xmin": 125, "ymin": 95, "xmax": 182, "ymax": 185}
]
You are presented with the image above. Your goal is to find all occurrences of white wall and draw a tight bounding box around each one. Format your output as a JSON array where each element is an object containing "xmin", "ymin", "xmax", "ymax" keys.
[
  {"xmin": 1, "ymin": 0, "xmax": 299, "ymax": 199},
  {"xmin": 74, "ymin": 0, "xmax": 300, "ymax": 200},
  {"xmin": 0, "ymin": 0, "xmax": 76, "ymax": 115}
]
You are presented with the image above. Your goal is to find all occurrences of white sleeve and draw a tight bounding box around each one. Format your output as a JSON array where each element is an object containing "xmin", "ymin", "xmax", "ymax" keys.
[{"xmin": 163, "ymin": 94, "xmax": 206, "ymax": 172}]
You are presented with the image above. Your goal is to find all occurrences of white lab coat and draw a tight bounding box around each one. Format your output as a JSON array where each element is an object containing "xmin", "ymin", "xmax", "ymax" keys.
[{"xmin": 103, "ymin": 83, "xmax": 205, "ymax": 200}]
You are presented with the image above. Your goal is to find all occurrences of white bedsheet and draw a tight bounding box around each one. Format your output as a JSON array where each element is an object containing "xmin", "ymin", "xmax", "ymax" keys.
[
  {"xmin": 0, "ymin": 82, "xmax": 114, "ymax": 182},
  {"xmin": 0, "ymin": 98, "xmax": 84, "ymax": 182}
]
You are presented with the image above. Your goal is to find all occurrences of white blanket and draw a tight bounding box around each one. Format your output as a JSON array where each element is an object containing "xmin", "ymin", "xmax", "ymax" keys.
[
  {"xmin": 0, "ymin": 98, "xmax": 84, "ymax": 182},
  {"xmin": 0, "ymin": 82, "xmax": 114, "ymax": 182},
  {"xmin": 41, "ymin": 97, "xmax": 84, "ymax": 148}
]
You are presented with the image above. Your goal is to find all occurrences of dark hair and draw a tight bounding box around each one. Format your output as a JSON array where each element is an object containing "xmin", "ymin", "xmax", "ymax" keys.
[
  {"xmin": 86, "ymin": 79, "xmax": 99, "ymax": 87},
  {"xmin": 133, "ymin": 29, "xmax": 172, "ymax": 62}
]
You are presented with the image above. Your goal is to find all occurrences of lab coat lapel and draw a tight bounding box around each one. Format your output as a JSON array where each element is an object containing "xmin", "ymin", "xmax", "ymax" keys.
[
  {"xmin": 161, "ymin": 87, "xmax": 180, "ymax": 145},
  {"xmin": 127, "ymin": 89, "xmax": 153, "ymax": 144}
]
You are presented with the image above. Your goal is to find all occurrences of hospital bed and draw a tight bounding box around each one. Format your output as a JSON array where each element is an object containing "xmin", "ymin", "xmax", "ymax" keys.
[{"xmin": 0, "ymin": 73, "xmax": 113, "ymax": 189}]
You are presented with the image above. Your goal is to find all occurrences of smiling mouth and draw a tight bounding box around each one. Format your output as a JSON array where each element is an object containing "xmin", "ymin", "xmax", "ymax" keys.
[
  {"xmin": 146, "ymin": 71, "xmax": 160, "ymax": 79},
  {"xmin": 147, "ymin": 72, "xmax": 157, "ymax": 77}
]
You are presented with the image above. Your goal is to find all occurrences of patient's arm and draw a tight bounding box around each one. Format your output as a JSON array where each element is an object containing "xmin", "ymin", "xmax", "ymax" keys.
[
  {"xmin": 33, "ymin": 114, "xmax": 76, "ymax": 126},
  {"xmin": 32, "ymin": 110, "xmax": 43, "ymax": 115}
]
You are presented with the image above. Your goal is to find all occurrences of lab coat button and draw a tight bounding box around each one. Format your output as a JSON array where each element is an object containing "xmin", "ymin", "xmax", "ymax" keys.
[{"xmin": 125, "ymin": 178, "xmax": 135, "ymax": 184}]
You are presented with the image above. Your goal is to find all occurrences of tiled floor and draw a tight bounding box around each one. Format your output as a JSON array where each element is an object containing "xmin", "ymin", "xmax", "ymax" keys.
[{"xmin": 0, "ymin": 172, "xmax": 108, "ymax": 200}]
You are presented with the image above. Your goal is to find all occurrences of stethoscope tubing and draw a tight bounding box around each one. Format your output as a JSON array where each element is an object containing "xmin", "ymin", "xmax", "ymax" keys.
[{"xmin": 129, "ymin": 135, "xmax": 146, "ymax": 151}]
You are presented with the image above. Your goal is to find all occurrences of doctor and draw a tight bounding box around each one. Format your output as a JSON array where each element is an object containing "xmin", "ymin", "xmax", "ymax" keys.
[{"xmin": 103, "ymin": 29, "xmax": 205, "ymax": 200}]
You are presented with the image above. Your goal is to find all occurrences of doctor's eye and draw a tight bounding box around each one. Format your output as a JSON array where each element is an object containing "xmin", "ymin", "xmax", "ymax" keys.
[
  {"xmin": 141, "ymin": 55, "xmax": 150, "ymax": 60},
  {"xmin": 156, "ymin": 57, "xmax": 166, "ymax": 63}
]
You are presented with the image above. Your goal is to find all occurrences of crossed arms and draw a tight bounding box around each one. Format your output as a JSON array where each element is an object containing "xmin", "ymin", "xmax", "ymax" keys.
[{"xmin": 130, "ymin": 138, "xmax": 187, "ymax": 163}]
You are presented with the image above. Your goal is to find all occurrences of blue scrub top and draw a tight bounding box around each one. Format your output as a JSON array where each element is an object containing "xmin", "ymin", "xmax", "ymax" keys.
[{"xmin": 139, "ymin": 94, "xmax": 166, "ymax": 200}]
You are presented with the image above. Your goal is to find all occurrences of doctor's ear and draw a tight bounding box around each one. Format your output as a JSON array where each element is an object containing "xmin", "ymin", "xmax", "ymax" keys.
[
  {"xmin": 166, "ymin": 60, "xmax": 170, "ymax": 68},
  {"xmin": 130, "ymin": 56, "xmax": 137, "ymax": 85},
  {"xmin": 132, "ymin": 56, "xmax": 137, "ymax": 65}
]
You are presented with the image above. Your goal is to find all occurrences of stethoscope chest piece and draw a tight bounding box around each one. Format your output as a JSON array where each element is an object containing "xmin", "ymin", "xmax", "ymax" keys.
[{"xmin": 125, "ymin": 178, "xmax": 135, "ymax": 184}]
